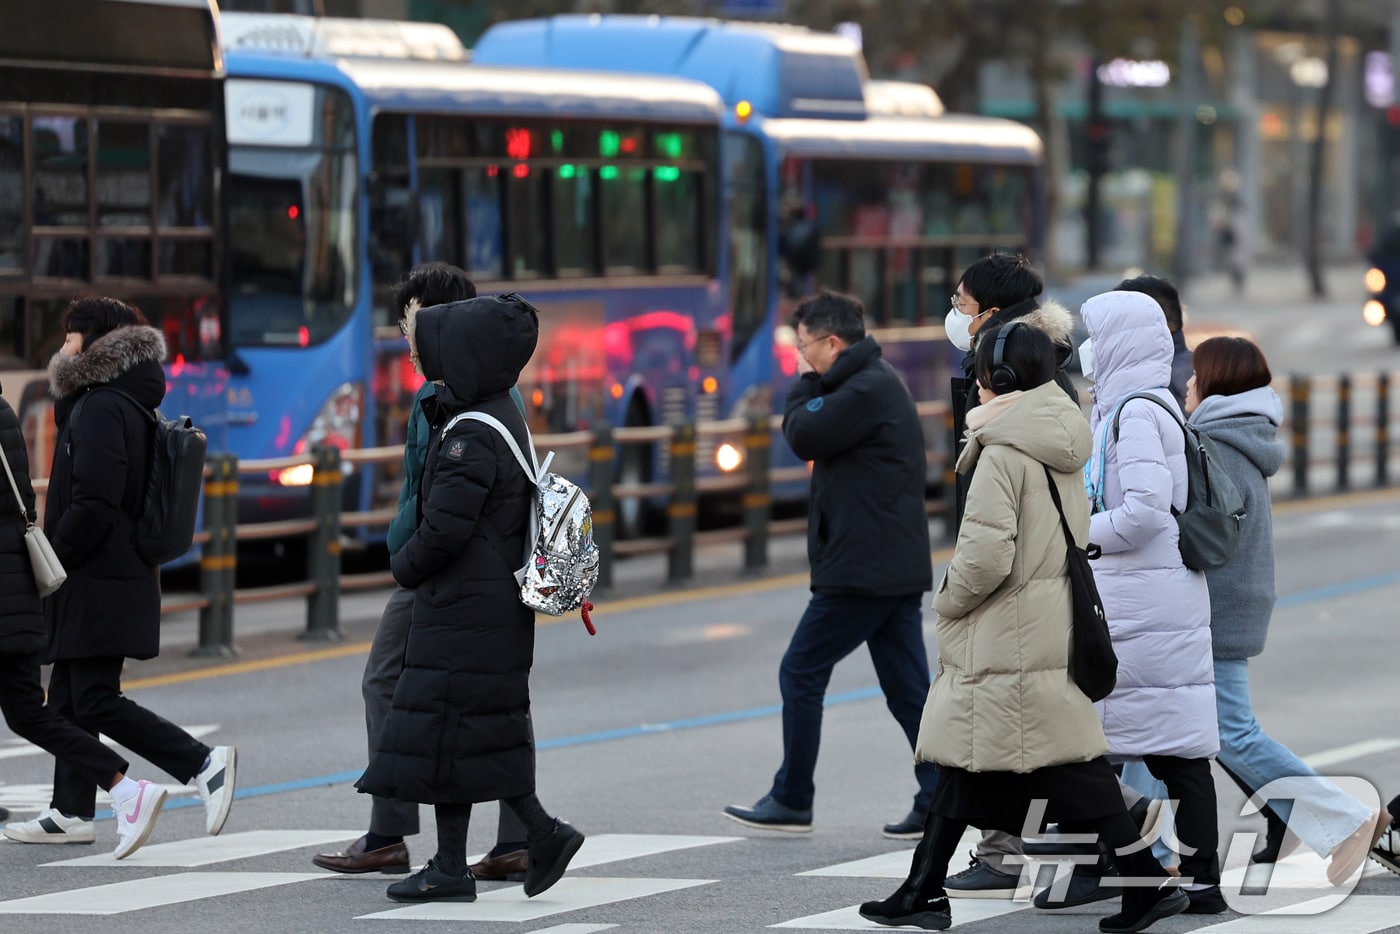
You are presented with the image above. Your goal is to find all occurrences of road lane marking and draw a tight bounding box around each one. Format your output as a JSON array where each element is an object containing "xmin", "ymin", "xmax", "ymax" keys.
[
  {"xmin": 357, "ymin": 877, "xmax": 714, "ymax": 922},
  {"xmin": 1275, "ymin": 572, "xmax": 1400, "ymax": 609},
  {"xmin": 42, "ymin": 829, "xmax": 363, "ymax": 868},
  {"xmin": 797, "ymin": 829, "xmax": 980, "ymax": 878},
  {"xmin": 1190, "ymin": 895, "xmax": 1400, "ymax": 932},
  {"xmin": 1302, "ymin": 739, "xmax": 1400, "ymax": 770},
  {"xmin": 0, "ymin": 724, "xmax": 219, "ymax": 762},
  {"xmin": 561, "ymin": 834, "xmax": 740, "ymax": 870},
  {"xmin": 528, "ymin": 926, "xmax": 619, "ymax": 934},
  {"xmin": 0, "ymin": 872, "xmax": 328, "ymax": 914}
]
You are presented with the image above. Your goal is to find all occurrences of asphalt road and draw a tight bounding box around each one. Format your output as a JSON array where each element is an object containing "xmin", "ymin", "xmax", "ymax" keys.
[{"xmin": 0, "ymin": 485, "xmax": 1397, "ymax": 933}]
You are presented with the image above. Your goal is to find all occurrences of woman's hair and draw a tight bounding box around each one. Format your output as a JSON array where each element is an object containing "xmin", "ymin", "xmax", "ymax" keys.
[
  {"xmin": 62, "ymin": 296, "xmax": 147, "ymax": 343},
  {"xmin": 974, "ymin": 321, "xmax": 1056, "ymax": 394},
  {"xmin": 1191, "ymin": 336, "xmax": 1271, "ymax": 399}
]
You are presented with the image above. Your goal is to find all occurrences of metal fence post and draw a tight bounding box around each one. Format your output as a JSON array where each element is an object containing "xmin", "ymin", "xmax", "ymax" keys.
[
  {"xmin": 1378, "ymin": 371, "xmax": 1390, "ymax": 488},
  {"xmin": 304, "ymin": 445, "xmax": 343, "ymax": 641},
  {"xmin": 1336, "ymin": 373, "xmax": 1351, "ymax": 491},
  {"xmin": 1291, "ymin": 374, "xmax": 1310, "ymax": 496},
  {"xmin": 193, "ymin": 454, "xmax": 237, "ymax": 657},
  {"xmin": 742, "ymin": 416, "xmax": 771, "ymax": 575},
  {"xmin": 667, "ymin": 423, "xmax": 697, "ymax": 586},
  {"xmin": 588, "ymin": 426, "xmax": 616, "ymax": 592}
]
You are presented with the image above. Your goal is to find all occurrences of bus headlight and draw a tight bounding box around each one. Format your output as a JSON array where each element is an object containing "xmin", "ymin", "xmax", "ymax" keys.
[
  {"xmin": 274, "ymin": 382, "xmax": 363, "ymax": 486},
  {"xmin": 716, "ymin": 442, "xmax": 744, "ymax": 473},
  {"xmin": 1365, "ymin": 267, "xmax": 1387, "ymax": 293},
  {"xmin": 1364, "ymin": 299, "xmax": 1388, "ymax": 327}
]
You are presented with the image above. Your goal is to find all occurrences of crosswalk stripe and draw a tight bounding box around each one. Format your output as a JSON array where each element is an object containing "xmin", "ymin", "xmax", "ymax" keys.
[
  {"xmin": 798, "ymin": 829, "xmax": 981, "ymax": 878},
  {"xmin": 526, "ymin": 926, "xmax": 619, "ymax": 934},
  {"xmin": 1190, "ymin": 894, "xmax": 1400, "ymax": 932},
  {"xmin": 356, "ymin": 877, "xmax": 715, "ymax": 922},
  {"xmin": 770, "ymin": 899, "xmax": 1027, "ymax": 930},
  {"xmin": 560, "ymin": 834, "xmax": 740, "ymax": 870},
  {"xmin": 0, "ymin": 725, "xmax": 220, "ymax": 762},
  {"xmin": 41, "ymin": 829, "xmax": 365, "ymax": 868},
  {"xmin": 0, "ymin": 872, "xmax": 327, "ymax": 915}
]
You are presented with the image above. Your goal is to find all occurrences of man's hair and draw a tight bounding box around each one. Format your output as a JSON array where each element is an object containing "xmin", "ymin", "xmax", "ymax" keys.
[
  {"xmin": 62, "ymin": 296, "xmax": 148, "ymax": 340},
  {"xmin": 391, "ymin": 263, "xmax": 476, "ymax": 322},
  {"xmin": 958, "ymin": 252, "xmax": 1043, "ymax": 312},
  {"xmin": 974, "ymin": 321, "xmax": 1057, "ymax": 393},
  {"xmin": 791, "ymin": 290, "xmax": 866, "ymax": 344},
  {"xmin": 1192, "ymin": 336, "xmax": 1271, "ymax": 400},
  {"xmin": 1117, "ymin": 274, "xmax": 1182, "ymax": 332}
]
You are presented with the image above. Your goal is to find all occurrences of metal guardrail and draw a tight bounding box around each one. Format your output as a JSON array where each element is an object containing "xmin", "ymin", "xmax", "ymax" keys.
[{"xmin": 30, "ymin": 371, "xmax": 1393, "ymax": 656}]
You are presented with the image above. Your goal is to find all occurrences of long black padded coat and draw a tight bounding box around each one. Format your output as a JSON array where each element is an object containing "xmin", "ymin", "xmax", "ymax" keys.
[
  {"xmin": 0, "ymin": 387, "xmax": 43, "ymax": 656},
  {"xmin": 357, "ymin": 294, "xmax": 540, "ymax": 805},
  {"xmin": 43, "ymin": 326, "xmax": 166, "ymax": 663}
]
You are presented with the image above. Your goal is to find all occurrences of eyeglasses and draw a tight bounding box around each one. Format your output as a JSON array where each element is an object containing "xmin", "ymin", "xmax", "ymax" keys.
[
  {"xmin": 795, "ymin": 333, "xmax": 832, "ymax": 354},
  {"xmin": 398, "ymin": 319, "xmax": 409, "ymax": 337},
  {"xmin": 950, "ymin": 293, "xmax": 978, "ymax": 314}
]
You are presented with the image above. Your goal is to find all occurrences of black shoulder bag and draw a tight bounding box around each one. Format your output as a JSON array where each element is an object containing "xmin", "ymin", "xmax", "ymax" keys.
[{"xmin": 1042, "ymin": 465, "xmax": 1118, "ymax": 702}]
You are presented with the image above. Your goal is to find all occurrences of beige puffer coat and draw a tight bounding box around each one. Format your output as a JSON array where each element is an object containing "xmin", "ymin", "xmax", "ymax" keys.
[{"xmin": 916, "ymin": 380, "xmax": 1110, "ymax": 773}]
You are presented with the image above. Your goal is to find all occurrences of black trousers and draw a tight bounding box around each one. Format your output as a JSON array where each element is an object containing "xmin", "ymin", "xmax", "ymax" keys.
[
  {"xmin": 47, "ymin": 657, "xmax": 209, "ymax": 820},
  {"xmin": 1139, "ymin": 755, "xmax": 1220, "ymax": 886},
  {"xmin": 0, "ymin": 652, "xmax": 129, "ymax": 795}
]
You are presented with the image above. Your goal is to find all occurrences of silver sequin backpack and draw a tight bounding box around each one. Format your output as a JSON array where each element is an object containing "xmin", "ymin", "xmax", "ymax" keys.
[{"xmin": 441, "ymin": 411, "xmax": 600, "ymax": 631}]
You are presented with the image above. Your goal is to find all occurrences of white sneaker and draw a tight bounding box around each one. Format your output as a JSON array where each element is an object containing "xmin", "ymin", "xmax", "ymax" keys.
[
  {"xmin": 112, "ymin": 780, "xmax": 167, "ymax": 859},
  {"xmin": 3, "ymin": 808, "xmax": 96, "ymax": 844},
  {"xmin": 194, "ymin": 746, "xmax": 237, "ymax": 836}
]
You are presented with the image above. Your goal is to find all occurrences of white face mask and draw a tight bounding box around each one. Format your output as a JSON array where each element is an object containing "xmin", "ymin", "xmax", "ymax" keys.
[
  {"xmin": 944, "ymin": 308, "xmax": 978, "ymax": 353},
  {"xmin": 1078, "ymin": 337, "xmax": 1096, "ymax": 382}
]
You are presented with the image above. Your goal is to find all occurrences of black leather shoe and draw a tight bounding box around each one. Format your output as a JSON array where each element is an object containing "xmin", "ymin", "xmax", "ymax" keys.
[
  {"xmin": 1184, "ymin": 885, "xmax": 1229, "ymax": 914},
  {"xmin": 523, "ymin": 819, "xmax": 585, "ymax": 898},
  {"xmin": 386, "ymin": 858, "xmax": 476, "ymax": 902},
  {"xmin": 1099, "ymin": 887, "xmax": 1188, "ymax": 933},
  {"xmin": 1035, "ymin": 868, "xmax": 1118, "ymax": 909},
  {"xmin": 859, "ymin": 883, "xmax": 952, "ymax": 930},
  {"xmin": 470, "ymin": 846, "xmax": 528, "ymax": 881},
  {"xmin": 882, "ymin": 808, "xmax": 928, "ymax": 840},
  {"xmin": 313, "ymin": 835, "xmax": 411, "ymax": 874}
]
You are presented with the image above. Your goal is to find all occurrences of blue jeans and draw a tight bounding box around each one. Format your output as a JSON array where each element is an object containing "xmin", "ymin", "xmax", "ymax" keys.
[
  {"xmin": 770, "ymin": 592, "xmax": 938, "ymax": 813},
  {"xmin": 1123, "ymin": 657, "xmax": 1372, "ymax": 858}
]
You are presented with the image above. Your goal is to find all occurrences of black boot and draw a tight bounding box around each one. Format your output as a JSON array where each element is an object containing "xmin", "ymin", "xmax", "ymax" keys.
[
  {"xmin": 1099, "ymin": 882, "xmax": 1189, "ymax": 933},
  {"xmin": 858, "ymin": 812, "xmax": 958, "ymax": 930},
  {"xmin": 859, "ymin": 882, "xmax": 951, "ymax": 930},
  {"xmin": 1216, "ymin": 760, "xmax": 1291, "ymax": 863}
]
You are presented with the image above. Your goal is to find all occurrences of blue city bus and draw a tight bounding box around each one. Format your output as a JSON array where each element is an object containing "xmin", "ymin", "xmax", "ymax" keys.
[
  {"xmin": 474, "ymin": 16, "xmax": 1045, "ymax": 492},
  {"xmin": 0, "ymin": 0, "xmax": 230, "ymax": 541},
  {"xmin": 218, "ymin": 14, "xmax": 728, "ymax": 537}
]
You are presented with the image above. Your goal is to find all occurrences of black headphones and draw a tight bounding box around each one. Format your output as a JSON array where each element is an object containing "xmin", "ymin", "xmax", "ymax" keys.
[{"xmin": 989, "ymin": 321, "xmax": 1023, "ymax": 395}]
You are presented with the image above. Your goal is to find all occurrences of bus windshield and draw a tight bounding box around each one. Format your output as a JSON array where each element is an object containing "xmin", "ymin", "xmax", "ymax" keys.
[{"xmin": 227, "ymin": 81, "xmax": 357, "ymax": 347}]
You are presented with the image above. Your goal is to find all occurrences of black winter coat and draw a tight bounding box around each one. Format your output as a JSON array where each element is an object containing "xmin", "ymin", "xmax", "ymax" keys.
[
  {"xmin": 783, "ymin": 337, "xmax": 932, "ymax": 597},
  {"xmin": 0, "ymin": 389, "xmax": 42, "ymax": 655},
  {"xmin": 43, "ymin": 326, "xmax": 166, "ymax": 663},
  {"xmin": 358, "ymin": 294, "xmax": 540, "ymax": 805}
]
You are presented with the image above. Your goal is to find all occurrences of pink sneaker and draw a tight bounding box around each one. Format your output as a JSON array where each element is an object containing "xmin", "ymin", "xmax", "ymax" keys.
[{"xmin": 113, "ymin": 780, "xmax": 167, "ymax": 859}]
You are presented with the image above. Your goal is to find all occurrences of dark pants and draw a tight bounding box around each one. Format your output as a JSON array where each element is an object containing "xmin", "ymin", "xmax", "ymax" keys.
[
  {"xmin": 770, "ymin": 592, "xmax": 937, "ymax": 812},
  {"xmin": 0, "ymin": 652, "xmax": 129, "ymax": 794},
  {"xmin": 1140, "ymin": 755, "xmax": 1220, "ymax": 886},
  {"xmin": 47, "ymin": 656, "xmax": 209, "ymax": 820},
  {"xmin": 363, "ymin": 586, "xmax": 527, "ymax": 845}
]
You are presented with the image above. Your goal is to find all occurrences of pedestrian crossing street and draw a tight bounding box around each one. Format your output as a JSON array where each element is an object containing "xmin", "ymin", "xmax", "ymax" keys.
[{"xmin": 0, "ymin": 827, "xmax": 1396, "ymax": 930}]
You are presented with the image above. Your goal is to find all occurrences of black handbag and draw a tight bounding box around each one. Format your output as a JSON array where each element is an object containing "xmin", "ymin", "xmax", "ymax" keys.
[{"xmin": 1042, "ymin": 465, "xmax": 1118, "ymax": 702}]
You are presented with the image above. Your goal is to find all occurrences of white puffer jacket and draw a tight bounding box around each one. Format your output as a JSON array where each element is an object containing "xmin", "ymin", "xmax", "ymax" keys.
[{"xmin": 1082, "ymin": 291, "xmax": 1219, "ymax": 760}]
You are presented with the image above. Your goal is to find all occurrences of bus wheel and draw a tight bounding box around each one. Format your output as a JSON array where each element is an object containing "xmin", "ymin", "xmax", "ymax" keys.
[{"xmin": 616, "ymin": 401, "xmax": 659, "ymax": 540}]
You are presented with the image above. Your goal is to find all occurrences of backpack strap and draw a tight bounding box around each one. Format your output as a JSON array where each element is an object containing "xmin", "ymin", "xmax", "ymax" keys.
[
  {"xmin": 70, "ymin": 386, "xmax": 157, "ymax": 435},
  {"xmin": 1111, "ymin": 391, "xmax": 1183, "ymax": 442}
]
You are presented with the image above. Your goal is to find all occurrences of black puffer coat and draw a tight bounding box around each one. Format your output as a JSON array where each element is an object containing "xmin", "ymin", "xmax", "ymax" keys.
[
  {"xmin": 44, "ymin": 326, "xmax": 166, "ymax": 663},
  {"xmin": 0, "ymin": 387, "xmax": 42, "ymax": 655},
  {"xmin": 358, "ymin": 294, "xmax": 540, "ymax": 805},
  {"xmin": 783, "ymin": 337, "xmax": 933, "ymax": 597}
]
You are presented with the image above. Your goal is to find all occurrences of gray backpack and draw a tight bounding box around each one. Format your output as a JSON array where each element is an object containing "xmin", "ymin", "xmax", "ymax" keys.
[{"xmin": 1112, "ymin": 392, "xmax": 1246, "ymax": 571}]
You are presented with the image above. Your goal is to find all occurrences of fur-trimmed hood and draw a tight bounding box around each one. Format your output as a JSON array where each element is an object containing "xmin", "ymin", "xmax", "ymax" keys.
[
  {"xmin": 48, "ymin": 326, "xmax": 166, "ymax": 400},
  {"xmin": 1015, "ymin": 299, "xmax": 1075, "ymax": 346},
  {"xmin": 402, "ymin": 297, "xmax": 424, "ymax": 376}
]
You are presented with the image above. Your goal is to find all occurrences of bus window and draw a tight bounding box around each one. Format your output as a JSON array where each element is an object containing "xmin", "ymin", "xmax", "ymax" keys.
[
  {"xmin": 506, "ymin": 165, "xmax": 548, "ymax": 278},
  {"xmin": 601, "ymin": 166, "xmax": 648, "ymax": 273},
  {"xmin": 228, "ymin": 85, "xmax": 357, "ymax": 348},
  {"xmin": 0, "ymin": 116, "xmax": 23, "ymax": 276},
  {"xmin": 0, "ymin": 296, "xmax": 19, "ymax": 369},
  {"xmin": 96, "ymin": 119, "xmax": 154, "ymax": 280},
  {"xmin": 724, "ymin": 133, "xmax": 767, "ymax": 362},
  {"xmin": 156, "ymin": 124, "xmax": 213, "ymax": 229},
  {"xmin": 417, "ymin": 167, "xmax": 462, "ymax": 269},
  {"xmin": 369, "ymin": 113, "xmax": 413, "ymax": 292},
  {"xmin": 463, "ymin": 165, "xmax": 503, "ymax": 280},
  {"xmin": 553, "ymin": 165, "xmax": 597, "ymax": 276},
  {"xmin": 655, "ymin": 168, "xmax": 701, "ymax": 273}
]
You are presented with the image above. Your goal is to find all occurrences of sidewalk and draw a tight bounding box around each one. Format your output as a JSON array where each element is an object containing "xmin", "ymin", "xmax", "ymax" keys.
[{"xmin": 1184, "ymin": 261, "xmax": 1367, "ymax": 312}]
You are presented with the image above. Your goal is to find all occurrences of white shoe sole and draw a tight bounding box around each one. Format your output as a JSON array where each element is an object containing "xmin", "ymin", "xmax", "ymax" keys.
[
  {"xmin": 114, "ymin": 787, "xmax": 168, "ymax": 860},
  {"xmin": 3, "ymin": 826, "xmax": 96, "ymax": 844},
  {"xmin": 203, "ymin": 747, "xmax": 237, "ymax": 836},
  {"xmin": 722, "ymin": 810, "xmax": 813, "ymax": 833},
  {"xmin": 946, "ymin": 883, "xmax": 1033, "ymax": 900}
]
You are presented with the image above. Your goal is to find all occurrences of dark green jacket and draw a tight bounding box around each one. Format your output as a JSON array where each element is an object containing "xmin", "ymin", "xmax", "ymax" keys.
[{"xmin": 387, "ymin": 382, "xmax": 526, "ymax": 555}]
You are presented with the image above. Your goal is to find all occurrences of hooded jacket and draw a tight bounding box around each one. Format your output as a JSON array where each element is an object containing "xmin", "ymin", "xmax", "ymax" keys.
[
  {"xmin": 43, "ymin": 326, "xmax": 167, "ymax": 662},
  {"xmin": 358, "ymin": 293, "xmax": 541, "ymax": 805},
  {"xmin": 1082, "ymin": 291, "xmax": 1218, "ymax": 760},
  {"xmin": 1190, "ymin": 387, "xmax": 1286, "ymax": 659},
  {"xmin": 0, "ymin": 384, "xmax": 42, "ymax": 655},
  {"xmin": 782, "ymin": 336, "xmax": 932, "ymax": 597},
  {"xmin": 952, "ymin": 299, "xmax": 1079, "ymax": 530},
  {"xmin": 916, "ymin": 380, "xmax": 1109, "ymax": 772}
]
